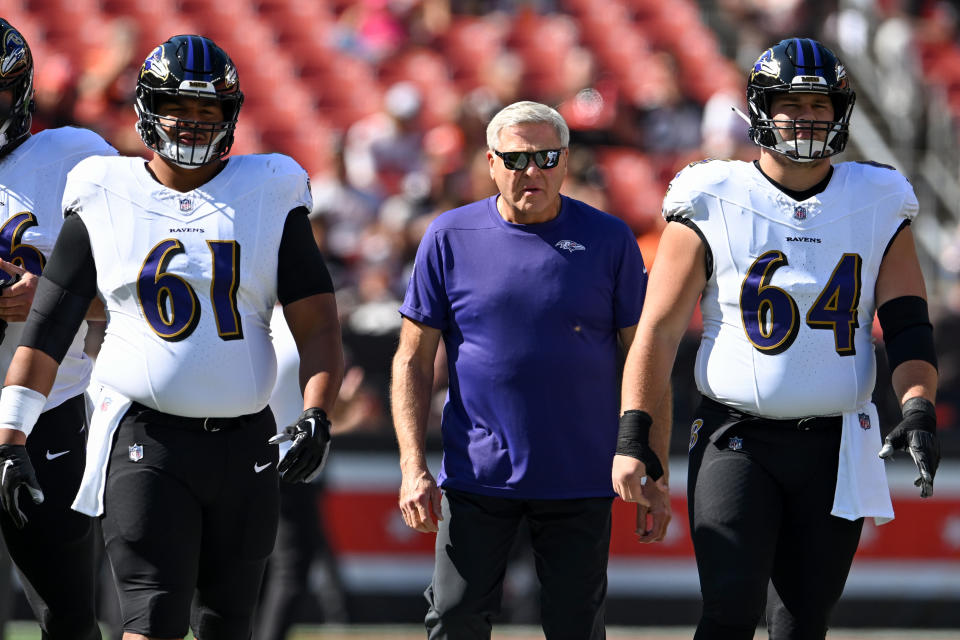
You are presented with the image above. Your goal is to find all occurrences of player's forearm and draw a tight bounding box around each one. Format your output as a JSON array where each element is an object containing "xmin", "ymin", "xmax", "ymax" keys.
[
  {"xmin": 891, "ymin": 360, "xmax": 938, "ymax": 406},
  {"xmin": 3, "ymin": 346, "xmax": 59, "ymax": 397},
  {"xmin": 298, "ymin": 325, "xmax": 345, "ymax": 414},
  {"xmin": 390, "ymin": 353, "xmax": 434, "ymax": 473},
  {"xmin": 621, "ymin": 321, "xmax": 681, "ymax": 416},
  {"xmin": 648, "ymin": 382, "xmax": 673, "ymax": 482},
  {"xmin": 84, "ymin": 296, "xmax": 106, "ymax": 321}
]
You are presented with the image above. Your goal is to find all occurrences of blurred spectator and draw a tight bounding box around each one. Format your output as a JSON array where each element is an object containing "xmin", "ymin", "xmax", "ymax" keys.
[
  {"xmin": 73, "ymin": 18, "xmax": 139, "ymax": 123},
  {"xmin": 312, "ymin": 139, "xmax": 382, "ymax": 267},
  {"xmin": 344, "ymin": 81, "xmax": 428, "ymax": 198},
  {"xmin": 631, "ymin": 52, "xmax": 703, "ymax": 154},
  {"xmin": 560, "ymin": 145, "xmax": 608, "ymax": 212},
  {"xmin": 699, "ymin": 88, "xmax": 753, "ymax": 160},
  {"xmin": 335, "ymin": 0, "xmax": 405, "ymax": 62},
  {"xmin": 31, "ymin": 52, "xmax": 77, "ymax": 131}
]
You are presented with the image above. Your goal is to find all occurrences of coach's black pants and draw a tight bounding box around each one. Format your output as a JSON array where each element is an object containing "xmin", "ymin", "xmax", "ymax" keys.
[
  {"xmin": 0, "ymin": 394, "xmax": 101, "ymax": 640},
  {"xmin": 688, "ymin": 398, "xmax": 864, "ymax": 640},
  {"xmin": 425, "ymin": 488, "xmax": 611, "ymax": 640}
]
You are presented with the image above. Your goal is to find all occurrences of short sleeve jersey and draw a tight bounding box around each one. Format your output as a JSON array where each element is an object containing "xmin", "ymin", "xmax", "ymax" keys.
[
  {"xmin": 663, "ymin": 159, "xmax": 917, "ymax": 418},
  {"xmin": 400, "ymin": 195, "xmax": 647, "ymax": 499},
  {"xmin": 0, "ymin": 127, "xmax": 116, "ymax": 410},
  {"xmin": 64, "ymin": 153, "xmax": 312, "ymax": 417}
]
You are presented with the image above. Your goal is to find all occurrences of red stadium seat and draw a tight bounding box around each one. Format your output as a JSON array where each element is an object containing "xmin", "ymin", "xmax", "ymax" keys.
[
  {"xmin": 257, "ymin": 118, "xmax": 334, "ymax": 176},
  {"xmin": 100, "ymin": 0, "xmax": 167, "ymax": 21},
  {"xmin": 254, "ymin": 0, "xmax": 333, "ymax": 24},
  {"xmin": 596, "ymin": 147, "xmax": 664, "ymax": 234},
  {"xmin": 378, "ymin": 47, "xmax": 452, "ymax": 93},
  {"xmin": 440, "ymin": 16, "xmax": 510, "ymax": 91}
]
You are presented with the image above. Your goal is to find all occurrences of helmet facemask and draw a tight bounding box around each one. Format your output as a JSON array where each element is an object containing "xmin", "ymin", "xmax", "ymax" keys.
[
  {"xmin": 748, "ymin": 89, "xmax": 855, "ymax": 163},
  {"xmin": 135, "ymin": 83, "xmax": 240, "ymax": 169}
]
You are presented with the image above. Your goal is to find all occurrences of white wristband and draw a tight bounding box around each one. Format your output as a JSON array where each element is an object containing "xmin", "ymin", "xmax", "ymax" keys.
[{"xmin": 0, "ymin": 385, "xmax": 47, "ymax": 438}]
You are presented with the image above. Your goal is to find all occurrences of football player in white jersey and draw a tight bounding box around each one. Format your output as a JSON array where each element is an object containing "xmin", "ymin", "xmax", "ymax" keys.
[
  {"xmin": 612, "ymin": 38, "xmax": 940, "ymax": 639},
  {"xmin": 0, "ymin": 18, "xmax": 117, "ymax": 640},
  {"xmin": 0, "ymin": 34, "xmax": 344, "ymax": 640}
]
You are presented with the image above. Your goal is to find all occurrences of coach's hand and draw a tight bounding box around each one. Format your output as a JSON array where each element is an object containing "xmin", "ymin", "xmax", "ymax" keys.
[
  {"xmin": 0, "ymin": 444, "xmax": 44, "ymax": 529},
  {"xmin": 399, "ymin": 466, "xmax": 442, "ymax": 533},
  {"xmin": 879, "ymin": 397, "xmax": 940, "ymax": 498},
  {"xmin": 269, "ymin": 407, "xmax": 331, "ymax": 483}
]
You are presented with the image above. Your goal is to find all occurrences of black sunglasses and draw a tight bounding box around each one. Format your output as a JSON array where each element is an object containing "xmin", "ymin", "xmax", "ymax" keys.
[{"xmin": 494, "ymin": 148, "xmax": 563, "ymax": 171}]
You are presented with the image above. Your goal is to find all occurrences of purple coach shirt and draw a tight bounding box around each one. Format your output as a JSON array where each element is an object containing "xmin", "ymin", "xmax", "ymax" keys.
[{"xmin": 400, "ymin": 195, "xmax": 647, "ymax": 499}]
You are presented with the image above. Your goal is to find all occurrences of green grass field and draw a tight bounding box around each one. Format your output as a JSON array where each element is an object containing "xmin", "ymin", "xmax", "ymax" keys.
[{"xmin": 3, "ymin": 623, "xmax": 959, "ymax": 639}]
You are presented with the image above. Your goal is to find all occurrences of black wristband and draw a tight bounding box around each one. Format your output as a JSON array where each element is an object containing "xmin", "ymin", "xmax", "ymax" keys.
[
  {"xmin": 901, "ymin": 397, "xmax": 936, "ymax": 434},
  {"xmin": 616, "ymin": 410, "xmax": 652, "ymax": 459}
]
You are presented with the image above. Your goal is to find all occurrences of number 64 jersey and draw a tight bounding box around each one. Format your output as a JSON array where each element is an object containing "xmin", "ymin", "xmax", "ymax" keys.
[
  {"xmin": 63, "ymin": 153, "xmax": 312, "ymax": 418},
  {"xmin": 663, "ymin": 159, "xmax": 917, "ymax": 419}
]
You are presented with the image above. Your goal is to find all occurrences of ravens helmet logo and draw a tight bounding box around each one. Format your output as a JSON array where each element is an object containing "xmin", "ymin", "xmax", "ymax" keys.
[
  {"xmin": 141, "ymin": 46, "xmax": 170, "ymax": 82},
  {"xmin": 0, "ymin": 29, "xmax": 27, "ymax": 77}
]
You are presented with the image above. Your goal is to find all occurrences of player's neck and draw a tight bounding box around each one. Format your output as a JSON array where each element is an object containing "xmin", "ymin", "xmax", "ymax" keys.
[
  {"xmin": 146, "ymin": 155, "xmax": 225, "ymax": 192},
  {"xmin": 757, "ymin": 151, "xmax": 832, "ymax": 193}
]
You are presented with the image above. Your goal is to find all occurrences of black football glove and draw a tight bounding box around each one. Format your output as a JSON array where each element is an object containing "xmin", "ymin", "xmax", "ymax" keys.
[
  {"xmin": 879, "ymin": 397, "xmax": 940, "ymax": 498},
  {"xmin": 268, "ymin": 408, "xmax": 332, "ymax": 483},
  {"xmin": 0, "ymin": 444, "xmax": 44, "ymax": 529}
]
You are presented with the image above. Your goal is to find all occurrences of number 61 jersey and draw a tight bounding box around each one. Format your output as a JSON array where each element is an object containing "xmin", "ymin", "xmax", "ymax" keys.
[
  {"xmin": 63, "ymin": 153, "xmax": 312, "ymax": 418},
  {"xmin": 663, "ymin": 159, "xmax": 918, "ymax": 419}
]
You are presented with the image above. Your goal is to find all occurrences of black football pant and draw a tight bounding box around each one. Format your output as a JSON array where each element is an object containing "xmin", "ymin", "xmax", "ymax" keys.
[
  {"xmin": 0, "ymin": 394, "xmax": 101, "ymax": 640},
  {"xmin": 102, "ymin": 404, "xmax": 279, "ymax": 640},
  {"xmin": 424, "ymin": 488, "xmax": 611, "ymax": 640},
  {"xmin": 688, "ymin": 398, "xmax": 864, "ymax": 640}
]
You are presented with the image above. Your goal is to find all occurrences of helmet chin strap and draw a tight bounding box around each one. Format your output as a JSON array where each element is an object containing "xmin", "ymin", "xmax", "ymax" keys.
[
  {"xmin": 737, "ymin": 106, "xmax": 842, "ymax": 162},
  {"xmin": 0, "ymin": 118, "xmax": 13, "ymax": 151},
  {"xmin": 156, "ymin": 127, "xmax": 226, "ymax": 169}
]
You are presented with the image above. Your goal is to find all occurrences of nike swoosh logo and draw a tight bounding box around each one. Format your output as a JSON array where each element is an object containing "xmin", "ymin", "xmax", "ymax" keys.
[
  {"xmin": 254, "ymin": 462, "xmax": 272, "ymax": 473},
  {"xmin": 46, "ymin": 450, "xmax": 70, "ymax": 460}
]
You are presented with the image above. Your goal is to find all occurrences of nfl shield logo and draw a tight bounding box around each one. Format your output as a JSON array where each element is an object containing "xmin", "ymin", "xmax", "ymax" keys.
[
  {"xmin": 794, "ymin": 206, "xmax": 806, "ymax": 220},
  {"xmin": 858, "ymin": 413, "xmax": 871, "ymax": 430},
  {"xmin": 179, "ymin": 198, "xmax": 193, "ymax": 212},
  {"xmin": 100, "ymin": 397, "xmax": 112, "ymax": 412},
  {"xmin": 129, "ymin": 444, "xmax": 144, "ymax": 462},
  {"xmin": 728, "ymin": 436, "xmax": 743, "ymax": 451}
]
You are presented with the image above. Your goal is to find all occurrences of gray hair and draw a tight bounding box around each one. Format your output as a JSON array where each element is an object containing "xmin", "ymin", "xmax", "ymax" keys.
[{"xmin": 486, "ymin": 101, "xmax": 570, "ymax": 151}]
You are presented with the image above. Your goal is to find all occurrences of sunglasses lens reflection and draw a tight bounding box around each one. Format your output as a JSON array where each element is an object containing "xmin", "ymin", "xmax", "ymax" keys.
[
  {"xmin": 534, "ymin": 150, "xmax": 560, "ymax": 169},
  {"xmin": 497, "ymin": 149, "xmax": 561, "ymax": 170},
  {"xmin": 501, "ymin": 152, "xmax": 528, "ymax": 170}
]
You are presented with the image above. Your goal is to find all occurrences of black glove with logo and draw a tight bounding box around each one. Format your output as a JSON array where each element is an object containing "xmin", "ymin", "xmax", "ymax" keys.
[
  {"xmin": 879, "ymin": 397, "xmax": 940, "ymax": 498},
  {"xmin": 268, "ymin": 408, "xmax": 332, "ymax": 483},
  {"xmin": 0, "ymin": 444, "xmax": 44, "ymax": 529}
]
